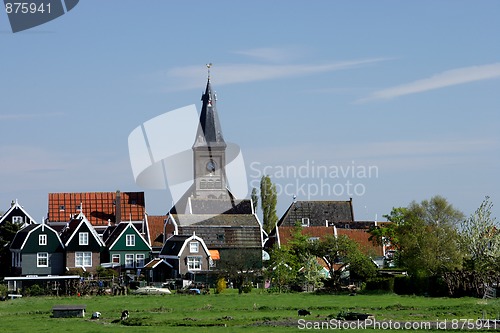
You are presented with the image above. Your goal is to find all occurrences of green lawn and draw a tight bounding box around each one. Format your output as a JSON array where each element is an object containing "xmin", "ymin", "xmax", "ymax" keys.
[{"xmin": 1, "ymin": 290, "xmax": 499, "ymax": 332}]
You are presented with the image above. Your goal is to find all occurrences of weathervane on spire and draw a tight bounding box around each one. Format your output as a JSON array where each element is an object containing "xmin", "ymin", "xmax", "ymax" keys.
[{"xmin": 206, "ymin": 63, "xmax": 212, "ymax": 80}]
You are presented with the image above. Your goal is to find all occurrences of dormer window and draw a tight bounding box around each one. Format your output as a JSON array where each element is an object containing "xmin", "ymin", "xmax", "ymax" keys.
[
  {"xmin": 79, "ymin": 232, "xmax": 89, "ymax": 245},
  {"xmin": 301, "ymin": 218, "xmax": 310, "ymax": 227},
  {"xmin": 190, "ymin": 241, "xmax": 199, "ymax": 253}
]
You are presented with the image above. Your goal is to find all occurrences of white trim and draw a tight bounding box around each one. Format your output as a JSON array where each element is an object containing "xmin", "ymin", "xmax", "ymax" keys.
[
  {"xmin": 176, "ymin": 235, "xmax": 211, "ymax": 258},
  {"xmin": 15, "ymin": 224, "xmax": 64, "ymax": 251},
  {"xmin": 108, "ymin": 222, "xmax": 152, "ymax": 251},
  {"xmin": 39, "ymin": 234, "xmax": 47, "ymax": 246},
  {"xmin": 64, "ymin": 213, "xmax": 105, "ymax": 247},
  {"xmin": 37, "ymin": 252, "xmax": 49, "ymax": 267},
  {"xmin": 0, "ymin": 199, "xmax": 37, "ymax": 225},
  {"xmin": 124, "ymin": 254, "xmax": 135, "ymax": 268},
  {"xmin": 79, "ymin": 232, "xmax": 89, "ymax": 245},
  {"xmin": 75, "ymin": 251, "xmax": 92, "ymax": 267}
]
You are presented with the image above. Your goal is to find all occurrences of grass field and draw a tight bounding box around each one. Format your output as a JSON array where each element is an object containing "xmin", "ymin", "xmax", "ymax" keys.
[{"xmin": 1, "ymin": 290, "xmax": 499, "ymax": 332}]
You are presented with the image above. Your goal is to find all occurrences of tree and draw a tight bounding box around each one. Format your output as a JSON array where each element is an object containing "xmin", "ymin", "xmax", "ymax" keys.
[
  {"xmin": 311, "ymin": 234, "xmax": 376, "ymax": 286},
  {"xmin": 267, "ymin": 245, "xmax": 297, "ymax": 292},
  {"xmin": 251, "ymin": 187, "xmax": 258, "ymax": 213},
  {"xmin": 260, "ymin": 175, "xmax": 278, "ymax": 234},
  {"xmin": 372, "ymin": 196, "xmax": 464, "ymax": 277},
  {"xmin": 0, "ymin": 221, "xmax": 20, "ymax": 277},
  {"xmin": 459, "ymin": 196, "xmax": 499, "ymax": 271}
]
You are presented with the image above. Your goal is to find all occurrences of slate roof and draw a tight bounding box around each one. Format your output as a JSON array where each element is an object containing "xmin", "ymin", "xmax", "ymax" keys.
[
  {"xmin": 160, "ymin": 235, "xmax": 191, "ymax": 256},
  {"xmin": 278, "ymin": 200, "xmax": 354, "ymax": 227},
  {"xmin": 193, "ymin": 78, "xmax": 226, "ymax": 148},
  {"xmin": 189, "ymin": 198, "xmax": 253, "ymax": 214},
  {"xmin": 9, "ymin": 224, "xmax": 39, "ymax": 250},
  {"xmin": 47, "ymin": 192, "xmax": 145, "ymax": 226}
]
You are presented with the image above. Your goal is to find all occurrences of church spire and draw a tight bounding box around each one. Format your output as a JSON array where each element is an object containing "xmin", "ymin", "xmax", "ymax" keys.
[{"xmin": 193, "ymin": 64, "xmax": 226, "ymax": 148}]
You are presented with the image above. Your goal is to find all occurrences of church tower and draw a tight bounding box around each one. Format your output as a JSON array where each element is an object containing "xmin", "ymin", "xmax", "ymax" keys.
[{"xmin": 192, "ymin": 67, "xmax": 228, "ymax": 200}]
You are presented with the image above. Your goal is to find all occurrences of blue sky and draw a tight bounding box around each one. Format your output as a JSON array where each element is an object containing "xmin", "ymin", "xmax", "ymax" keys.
[{"xmin": 1, "ymin": 1, "xmax": 499, "ymax": 222}]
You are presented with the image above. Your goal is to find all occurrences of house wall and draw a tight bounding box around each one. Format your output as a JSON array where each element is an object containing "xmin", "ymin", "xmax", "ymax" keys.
[
  {"xmin": 178, "ymin": 241, "xmax": 210, "ymax": 276},
  {"xmin": 66, "ymin": 251, "xmax": 101, "ymax": 274},
  {"xmin": 21, "ymin": 252, "xmax": 65, "ymax": 276},
  {"xmin": 108, "ymin": 251, "xmax": 151, "ymax": 270}
]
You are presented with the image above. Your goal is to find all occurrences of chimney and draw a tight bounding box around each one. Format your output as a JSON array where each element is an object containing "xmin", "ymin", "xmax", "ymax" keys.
[{"xmin": 115, "ymin": 190, "xmax": 122, "ymax": 223}]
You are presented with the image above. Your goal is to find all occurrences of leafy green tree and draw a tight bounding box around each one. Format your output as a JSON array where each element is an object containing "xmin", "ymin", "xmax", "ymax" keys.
[
  {"xmin": 372, "ymin": 196, "xmax": 464, "ymax": 278},
  {"xmin": 267, "ymin": 245, "xmax": 297, "ymax": 292},
  {"xmin": 251, "ymin": 187, "xmax": 258, "ymax": 214},
  {"xmin": 311, "ymin": 234, "xmax": 376, "ymax": 286},
  {"xmin": 260, "ymin": 175, "xmax": 278, "ymax": 234},
  {"xmin": 459, "ymin": 196, "xmax": 499, "ymax": 271}
]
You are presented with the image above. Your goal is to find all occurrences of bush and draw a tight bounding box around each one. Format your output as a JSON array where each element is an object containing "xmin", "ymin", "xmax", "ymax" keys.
[
  {"xmin": 25, "ymin": 284, "xmax": 45, "ymax": 296},
  {"xmin": 0, "ymin": 284, "xmax": 8, "ymax": 297},
  {"xmin": 242, "ymin": 283, "xmax": 252, "ymax": 293},
  {"xmin": 215, "ymin": 278, "xmax": 226, "ymax": 294},
  {"xmin": 365, "ymin": 277, "xmax": 394, "ymax": 292}
]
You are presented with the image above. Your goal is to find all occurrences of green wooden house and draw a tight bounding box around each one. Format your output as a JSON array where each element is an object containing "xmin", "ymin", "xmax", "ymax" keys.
[
  {"xmin": 104, "ymin": 222, "xmax": 152, "ymax": 274},
  {"xmin": 10, "ymin": 223, "xmax": 65, "ymax": 276}
]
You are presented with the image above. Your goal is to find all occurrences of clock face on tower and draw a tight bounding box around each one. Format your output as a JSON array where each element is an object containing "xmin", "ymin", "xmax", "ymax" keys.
[{"xmin": 206, "ymin": 159, "xmax": 217, "ymax": 173}]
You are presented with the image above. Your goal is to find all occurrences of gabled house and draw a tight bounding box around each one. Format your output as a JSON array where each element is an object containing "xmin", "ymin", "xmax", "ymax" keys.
[
  {"xmin": 55, "ymin": 212, "xmax": 105, "ymax": 274},
  {"xmin": 0, "ymin": 199, "xmax": 37, "ymax": 277},
  {"xmin": 0, "ymin": 199, "xmax": 37, "ymax": 228},
  {"xmin": 103, "ymin": 222, "xmax": 152, "ymax": 273},
  {"xmin": 159, "ymin": 233, "xmax": 211, "ymax": 278},
  {"xmin": 142, "ymin": 258, "xmax": 173, "ymax": 284},
  {"xmin": 10, "ymin": 223, "xmax": 65, "ymax": 276},
  {"xmin": 265, "ymin": 199, "xmax": 355, "ymax": 250}
]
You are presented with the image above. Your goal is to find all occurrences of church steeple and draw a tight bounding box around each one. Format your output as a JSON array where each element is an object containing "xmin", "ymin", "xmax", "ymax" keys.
[
  {"xmin": 193, "ymin": 64, "xmax": 226, "ymax": 148},
  {"xmin": 192, "ymin": 65, "xmax": 228, "ymax": 200}
]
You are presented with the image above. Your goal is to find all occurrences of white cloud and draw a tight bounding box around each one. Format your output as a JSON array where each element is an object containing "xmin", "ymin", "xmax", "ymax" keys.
[
  {"xmin": 164, "ymin": 58, "xmax": 389, "ymax": 91},
  {"xmin": 357, "ymin": 62, "xmax": 500, "ymax": 103}
]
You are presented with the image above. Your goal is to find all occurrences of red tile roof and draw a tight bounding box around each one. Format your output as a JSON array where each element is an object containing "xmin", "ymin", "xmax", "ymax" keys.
[
  {"xmin": 47, "ymin": 192, "xmax": 145, "ymax": 226},
  {"xmin": 147, "ymin": 214, "xmax": 169, "ymax": 248},
  {"xmin": 277, "ymin": 226, "xmax": 383, "ymax": 256}
]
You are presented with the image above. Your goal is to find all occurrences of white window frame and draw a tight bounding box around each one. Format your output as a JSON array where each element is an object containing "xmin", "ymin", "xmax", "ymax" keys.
[
  {"xmin": 301, "ymin": 218, "xmax": 310, "ymax": 227},
  {"xmin": 126, "ymin": 234, "xmax": 135, "ymax": 247},
  {"xmin": 37, "ymin": 252, "xmax": 49, "ymax": 267},
  {"xmin": 136, "ymin": 254, "xmax": 145, "ymax": 268},
  {"xmin": 189, "ymin": 241, "xmax": 199, "ymax": 253},
  {"xmin": 187, "ymin": 256, "xmax": 202, "ymax": 271},
  {"xmin": 39, "ymin": 234, "xmax": 47, "ymax": 246},
  {"xmin": 79, "ymin": 232, "xmax": 89, "ymax": 246},
  {"xmin": 12, "ymin": 216, "xmax": 23, "ymax": 224},
  {"xmin": 112, "ymin": 254, "xmax": 120, "ymax": 264},
  {"xmin": 75, "ymin": 251, "xmax": 92, "ymax": 267},
  {"xmin": 125, "ymin": 254, "xmax": 134, "ymax": 268}
]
